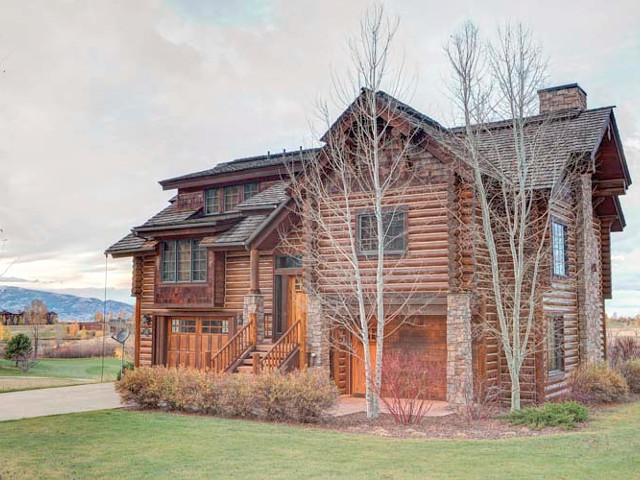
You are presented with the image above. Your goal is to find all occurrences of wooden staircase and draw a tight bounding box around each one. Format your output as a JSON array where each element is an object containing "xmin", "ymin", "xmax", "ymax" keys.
[{"xmin": 236, "ymin": 340, "xmax": 274, "ymax": 374}]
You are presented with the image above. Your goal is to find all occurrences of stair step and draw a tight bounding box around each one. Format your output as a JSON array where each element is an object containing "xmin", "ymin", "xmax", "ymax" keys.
[{"xmin": 236, "ymin": 366, "xmax": 254, "ymax": 374}]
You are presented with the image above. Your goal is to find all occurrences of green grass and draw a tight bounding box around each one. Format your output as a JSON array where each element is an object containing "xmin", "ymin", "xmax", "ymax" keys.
[
  {"xmin": 1, "ymin": 402, "xmax": 639, "ymax": 479},
  {"xmin": 0, "ymin": 357, "xmax": 121, "ymax": 381}
]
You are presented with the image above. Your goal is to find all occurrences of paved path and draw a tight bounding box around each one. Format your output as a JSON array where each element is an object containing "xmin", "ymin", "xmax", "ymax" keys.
[
  {"xmin": 329, "ymin": 395, "xmax": 453, "ymax": 417},
  {"xmin": 0, "ymin": 382, "xmax": 121, "ymax": 422}
]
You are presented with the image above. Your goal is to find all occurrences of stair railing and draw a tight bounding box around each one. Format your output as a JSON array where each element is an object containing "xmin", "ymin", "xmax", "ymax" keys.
[
  {"xmin": 211, "ymin": 314, "xmax": 257, "ymax": 373},
  {"xmin": 259, "ymin": 319, "xmax": 301, "ymax": 373}
]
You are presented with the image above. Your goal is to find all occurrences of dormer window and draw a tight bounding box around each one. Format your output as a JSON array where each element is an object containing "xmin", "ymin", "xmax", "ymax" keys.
[
  {"xmin": 204, "ymin": 188, "xmax": 219, "ymax": 215},
  {"xmin": 224, "ymin": 186, "xmax": 239, "ymax": 211},
  {"xmin": 243, "ymin": 182, "xmax": 259, "ymax": 201}
]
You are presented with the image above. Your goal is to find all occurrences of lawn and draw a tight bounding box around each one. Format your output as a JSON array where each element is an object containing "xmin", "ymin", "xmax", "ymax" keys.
[
  {"xmin": 0, "ymin": 402, "xmax": 638, "ymax": 479},
  {"xmin": 0, "ymin": 358, "xmax": 121, "ymax": 392}
]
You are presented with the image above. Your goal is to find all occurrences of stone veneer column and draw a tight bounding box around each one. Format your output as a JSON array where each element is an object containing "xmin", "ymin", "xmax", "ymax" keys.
[
  {"xmin": 242, "ymin": 294, "xmax": 265, "ymax": 342},
  {"xmin": 446, "ymin": 292, "xmax": 474, "ymax": 406},
  {"xmin": 306, "ymin": 295, "xmax": 330, "ymax": 374},
  {"xmin": 576, "ymin": 174, "xmax": 603, "ymax": 363}
]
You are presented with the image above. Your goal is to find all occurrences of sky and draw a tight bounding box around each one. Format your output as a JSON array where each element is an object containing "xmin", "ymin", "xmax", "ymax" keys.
[{"xmin": 0, "ymin": 0, "xmax": 638, "ymax": 315}]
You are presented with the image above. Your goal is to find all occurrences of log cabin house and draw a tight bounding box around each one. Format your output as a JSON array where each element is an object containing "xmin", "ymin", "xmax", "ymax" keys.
[{"xmin": 107, "ymin": 83, "xmax": 630, "ymax": 406}]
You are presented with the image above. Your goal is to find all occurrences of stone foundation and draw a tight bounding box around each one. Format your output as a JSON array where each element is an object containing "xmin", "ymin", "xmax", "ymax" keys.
[
  {"xmin": 242, "ymin": 294, "xmax": 265, "ymax": 342},
  {"xmin": 446, "ymin": 292, "xmax": 473, "ymax": 406},
  {"xmin": 306, "ymin": 295, "xmax": 330, "ymax": 374}
]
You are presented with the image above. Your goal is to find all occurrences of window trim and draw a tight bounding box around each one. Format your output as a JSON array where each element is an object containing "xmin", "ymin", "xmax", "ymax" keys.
[
  {"xmin": 357, "ymin": 208, "xmax": 408, "ymax": 257},
  {"xmin": 551, "ymin": 219, "xmax": 569, "ymax": 278},
  {"xmin": 547, "ymin": 315, "xmax": 565, "ymax": 374},
  {"xmin": 161, "ymin": 239, "xmax": 208, "ymax": 284}
]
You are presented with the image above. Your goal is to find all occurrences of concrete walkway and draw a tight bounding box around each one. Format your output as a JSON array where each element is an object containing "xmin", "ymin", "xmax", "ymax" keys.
[
  {"xmin": 0, "ymin": 382, "xmax": 121, "ymax": 422},
  {"xmin": 330, "ymin": 395, "xmax": 454, "ymax": 417}
]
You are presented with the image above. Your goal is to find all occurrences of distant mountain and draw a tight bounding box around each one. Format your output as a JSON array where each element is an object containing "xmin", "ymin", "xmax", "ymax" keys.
[{"xmin": 0, "ymin": 286, "xmax": 133, "ymax": 321}]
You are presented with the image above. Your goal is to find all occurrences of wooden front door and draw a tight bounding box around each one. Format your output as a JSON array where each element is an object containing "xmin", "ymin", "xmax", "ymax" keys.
[
  {"xmin": 167, "ymin": 317, "xmax": 230, "ymax": 369},
  {"xmin": 274, "ymin": 274, "xmax": 307, "ymax": 340}
]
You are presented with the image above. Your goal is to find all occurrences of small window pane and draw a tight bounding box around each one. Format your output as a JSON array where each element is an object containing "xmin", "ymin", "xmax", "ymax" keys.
[
  {"xmin": 548, "ymin": 316, "xmax": 565, "ymax": 372},
  {"xmin": 224, "ymin": 186, "xmax": 239, "ymax": 211},
  {"xmin": 162, "ymin": 241, "xmax": 177, "ymax": 282},
  {"xmin": 204, "ymin": 189, "xmax": 219, "ymax": 215},
  {"xmin": 172, "ymin": 319, "xmax": 196, "ymax": 334},
  {"xmin": 202, "ymin": 320, "xmax": 228, "ymax": 334},
  {"xmin": 177, "ymin": 240, "xmax": 192, "ymax": 282},
  {"xmin": 243, "ymin": 183, "xmax": 259, "ymax": 201},
  {"xmin": 191, "ymin": 240, "xmax": 207, "ymax": 282}
]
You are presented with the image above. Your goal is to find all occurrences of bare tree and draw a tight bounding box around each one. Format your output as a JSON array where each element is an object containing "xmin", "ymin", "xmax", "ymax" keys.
[
  {"xmin": 25, "ymin": 299, "xmax": 48, "ymax": 358},
  {"xmin": 284, "ymin": 5, "xmax": 445, "ymax": 419},
  {"xmin": 443, "ymin": 22, "xmax": 577, "ymax": 411}
]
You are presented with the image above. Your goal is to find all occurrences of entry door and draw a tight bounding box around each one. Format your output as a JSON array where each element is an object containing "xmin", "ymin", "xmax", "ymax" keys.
[{"xmin": 274, "ymin": 275, "xmax": 307, "ymax": 340}]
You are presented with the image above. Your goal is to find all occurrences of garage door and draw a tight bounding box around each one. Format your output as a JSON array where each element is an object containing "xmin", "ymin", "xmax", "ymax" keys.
[
  {"xmin": 167, "ymin": 317, "xmax": 230, "ymax": 369},
  {"xmin": 351, "ymin": 315, "xmax": 447, "ymax": 400}
]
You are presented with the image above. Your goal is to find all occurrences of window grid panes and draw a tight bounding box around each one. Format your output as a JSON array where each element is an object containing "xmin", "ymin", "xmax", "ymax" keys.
[
  {"xmin": 548, "ymin": 316, "xmax": 565, "ymax": 373},
  {"xmin": 224, "ymin": 186, "xmax": 239, "ymax": 212},
  {"xmin": 171, "ymin": 319, "xmax": 196, "ymax": 334},
  {"xmin": 201, "ymin": 320, "xmax": 228, "ymax": 334},
  {"xmin": 243, "ymin": 183, "xmax": 259, "ymax": 202},
  {"xmin": 358, "ymin": 211, "xmax": 406, "ymax": 254},
  {"xmin": 552, "ymin": 221, "xmax": 568, "ymax": 276},
  {"xmin": 161, "ymin": 240, "xmax": 207, "ymax": 283},
  {"xmin": 204, "ymin": 188, "xmax": 220, "ymax": 215}
]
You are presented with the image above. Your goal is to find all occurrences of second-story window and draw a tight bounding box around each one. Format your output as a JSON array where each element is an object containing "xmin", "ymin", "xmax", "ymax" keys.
[
  {"xmin": 358, "ymin": 210, "xmax": 406, "ymax": 255},
  {"xmin": 161, "ymin": 239, "xmax": 207, "ymax": 283},
  {"xmin": 243, "ymin": 182, "xmax": 259, "ymax": 201},
  {"xmin": 552, "ymin": 220, "xmax": 568, "ymax": 277},
  {"xmin": 224, "ymin": 186, "xmax": 239, "ymax": 211},
  {"xmin": 204, "ymin": 188, "xmax": 219, "ymax": 215}
]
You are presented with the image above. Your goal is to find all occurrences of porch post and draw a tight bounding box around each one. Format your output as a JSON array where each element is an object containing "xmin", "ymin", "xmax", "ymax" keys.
[
  {"xmin": 446, "ymin": 292, "xmax": 473, "ymax": 407},
  {"xmin": 243, "ymin": 248, "xmax": 265, "ymax": 342}
]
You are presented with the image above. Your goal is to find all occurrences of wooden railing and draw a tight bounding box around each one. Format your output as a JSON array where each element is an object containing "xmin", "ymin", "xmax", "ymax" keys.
[
  {"xmin": 259, "ymin": 320, "xmax": 301, "ymax": 373},
  {"xmin": 211, "ymin": 315, "xmax": 257, "ymax": 373},
  {"xmin": 264, "ymin": 313, "xmax": 273, "ymax": 340}
]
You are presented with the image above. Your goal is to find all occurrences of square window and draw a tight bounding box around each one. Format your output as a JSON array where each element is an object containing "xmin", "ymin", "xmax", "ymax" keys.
[
  {"xmin": 358, "ymin": 211, "xmax": 406, "ymax": 255},
  {"xmin": 243, "ymin": 183, "xmax": 259, "ymax": 202}
]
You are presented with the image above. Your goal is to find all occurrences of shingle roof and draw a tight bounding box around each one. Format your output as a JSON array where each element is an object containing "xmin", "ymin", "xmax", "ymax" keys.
[
  {"xmin": 237, "ymin": 182, "xmax": 289, "ymax": 210},
  {"xmin": 160, "ymin": 148, "xmax": 320, "ymax": 186},
  {"xmin": 448, "ymin": 107, "xmax": 614, "ymax": 187},
  {"xmin": 105, "ymin": 233, "xmax": 156, "ymax": 256},
  {"xmin": 209, "ymin": 215, "xmax": 268, "ymax": 246},
  {"xmin": 133, "ymin": 202, "xmax": 241, "ymax": 232}
]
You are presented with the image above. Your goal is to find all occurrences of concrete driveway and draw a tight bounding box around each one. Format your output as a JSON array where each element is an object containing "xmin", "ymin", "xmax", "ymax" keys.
[{"xmin": 0, "ymin": 382, "xmax": 121, "ymax": 422}]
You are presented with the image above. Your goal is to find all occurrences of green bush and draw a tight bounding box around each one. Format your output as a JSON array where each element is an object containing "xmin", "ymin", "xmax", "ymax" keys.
[
  {"xmin": 115, "ymin": 367, "xmax": 338, "ymax": 423},
  {"xmin": 507, "ymin": 402, "xmax": 589, "ymax": 430},
  {"xmin": 4, "ymin": 333, "xmax": 33, "ymax": 366},
  {"xmin": 618, "ymin": 359, "xmax": 640, "ymax": 394},
  {"xmin": 570, "ymin": 363, "xmax": 629, "ymax": 404}
]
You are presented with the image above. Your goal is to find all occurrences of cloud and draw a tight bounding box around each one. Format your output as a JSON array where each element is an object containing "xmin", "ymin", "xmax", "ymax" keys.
[{"xmin": 0, "ymin": 0, "xmax": 638, "ymax": 311}]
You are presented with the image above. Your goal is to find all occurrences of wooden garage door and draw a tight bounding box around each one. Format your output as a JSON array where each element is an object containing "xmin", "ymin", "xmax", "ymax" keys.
[
  {"xmin": 351, "ymin": 315, "xmax": 447, "ymax": 400},
  {"xmin": 168, "ymin": 318, "xmax": 229, "ymax": 369}
]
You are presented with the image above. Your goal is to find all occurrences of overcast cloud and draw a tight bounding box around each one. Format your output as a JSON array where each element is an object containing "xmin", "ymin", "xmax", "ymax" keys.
[{"xmin": 0, "ymin": 0, "xmax": 638, "ymax": 314}]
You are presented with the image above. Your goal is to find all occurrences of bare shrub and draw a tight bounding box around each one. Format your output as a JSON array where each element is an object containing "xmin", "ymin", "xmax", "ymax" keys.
[
  {"xmin": 43, "ymin": 339, "xmax": 117, "ymax": 358},
  {"xmin": 569, "ymin": 363, "xmax": 629, "ymax": 405},
  {"xmin": 608, "ymin": 337, "xmax": 640, "ymax": 369},
  {"xmin": 378, "ymin": 351, "xmax": 443, "ymax": 425},
  {"xmin": 458, "ymin": 381, "xmax": 502, "ymax": 422},
  {"xmin": 618, "ymin": 359, "xmax": 640, "ymax": 394},
  {"xmin": 116, "ymin": 367, "xmax": 338, "ymax": 423}
]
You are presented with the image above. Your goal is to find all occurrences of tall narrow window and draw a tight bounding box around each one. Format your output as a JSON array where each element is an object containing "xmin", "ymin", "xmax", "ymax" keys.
[
  {"xmin": 204, "ymin": 188, "xmax": 220, "ymax": 215},
  {"xmin": 358, "ymin": 211, "xmax": 406, "ymax": 255},
  {"xmin": 191, "ymin": 240, "xmax": 207, "ymax": 282},
  {"xmin": 243, "ymin": 182, "xmax": 259, "ymax": 201},
  {"xmin": 161, "ymin": 241, "xmax": 177, "ymax": 282},
  {"xmin": 552, "ymin": 220, "xmax": 568, "ymax": 276},
  {"xmin": 177, "ymin": 240, "xmax": 192, "ymax": 282},
  {"xmin": 548, "ymin": 316, "xmax": 565, "ymax": 373},
  {"xmin": 224, "ymin": 186, "xmax": 239, "ymax": 211}
]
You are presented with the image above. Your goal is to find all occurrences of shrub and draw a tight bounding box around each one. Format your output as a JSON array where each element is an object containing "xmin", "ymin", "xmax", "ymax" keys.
[
  {"xmin": 507, "ymin": 402, "xmax": 588, "ymax": 430},
  {"xmin": 43, "ymin": 339, "xmax": 117, "ymax": 358},
  {"xmin": 379, "ymin": 351, "xmax": 444, "ymax": 425},
  {"xmin": 570, "ymin": 363, "xmax": 629, "ymax": 404},
  {"xmin": 458, "ymin": 381, "xmax": 502, "ymax": 422},
  {"xmin": 608, "ymin": 337, "xmax": 640, "ymax": 368},
  {"xmin": 4, "ymin": 333, "xmax": 33, "ymax": 367},
  {"xmin": 618, "ymin": 359, "xmax": 640, "ymax": 394},
  {"xmin": 116, "ymin": 367, "xmax": 338, "ymax": 423}
]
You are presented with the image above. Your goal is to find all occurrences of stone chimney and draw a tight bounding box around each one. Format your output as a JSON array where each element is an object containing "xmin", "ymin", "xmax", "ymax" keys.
[{"xmin": 538, "ymin": 83, "xmax": 587, "ymax": 114}]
